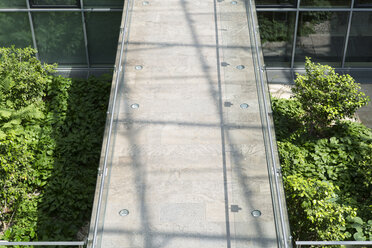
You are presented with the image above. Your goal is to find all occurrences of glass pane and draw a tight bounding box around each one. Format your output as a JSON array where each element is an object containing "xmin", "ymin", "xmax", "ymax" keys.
[
  {"xmin": 354, "ymin": 0, "xmax": 372, "ymax": 7},
  {"xmin": 301, "ymin": 0, "xmax": 351, "ymax": 7},
  {"xmin": 256, "ymin": 0, "xmax": 296, "ymax": 6},
  {"xmin": 258, "ymin": 11, "xmax": 295, "ymax": 67},
  {"xmin": 345, "ymin": 12, "xmax": 372, "ymax": 67},
  {"xmin": 33, "ymin": 12, "xmax": 87, "ymax": 65},
  {"xmin": 0, "ymin": 13, "xmax": 33, "ymax": 48},
  {"xmin": 85, "ymin": 12, "xmax": 122, "ymax": 65},
  {"xmin": 0, "ymin": 0, "xmax": 27, "ymax": 8},
  {"xmin": 31, "ymin": 0, "xmax": 79, "ymax": 7},
  {"xmin": 83, "ymin": 0, "xmax": 123, "ymax": 8},
  {"xmin": 294, "ymin": 11, "xmax": 348, "ymax": 67}
]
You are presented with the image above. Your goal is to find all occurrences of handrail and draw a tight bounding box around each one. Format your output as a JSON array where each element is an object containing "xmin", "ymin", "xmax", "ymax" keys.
[
  {"xmin": 89, "ymin": 0, "xmax": 132, "ymax": 247},
  {"xmin": 296, "ymin": 241, "xmax": 372, "ymax": 247},
  {"xmin": 246, "ymin": 0, "xmax": 291, "ymax": 247},
  {"xmin": 0, "ymin": 241, "xmax": 85, "ymax": 246}
]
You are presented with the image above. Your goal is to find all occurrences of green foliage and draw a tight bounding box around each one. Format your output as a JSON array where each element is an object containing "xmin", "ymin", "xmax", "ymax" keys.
[
  {"xmin": 37, "ymin": 75, "xmax": 111, "ymax": 241},
  {"xmin": 292, "ymin": 58, "xmax": 369, "ymax": 133},
  {"xmin": 0, "ymin": 47, "xmax": 111, "ymax": 243},
  {"xmin": 285, "ymin": 175, "xmax": 356, "ymax": 241},
  {"xmin": 272, "ymin": 96, "xmax": 372, "ymax": 242},
  {"xmin": 0, "ymin": 46, "xmax": 54, "ymax": 109},
  {"xmin": 270, "ymin": 97, "xmax": 305, "ymax": 141}
]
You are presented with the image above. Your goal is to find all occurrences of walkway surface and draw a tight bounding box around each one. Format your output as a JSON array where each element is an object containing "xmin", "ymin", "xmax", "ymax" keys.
[{"xmin": 89, "ymin": 0, "xmax": 284, "ymax": 247}]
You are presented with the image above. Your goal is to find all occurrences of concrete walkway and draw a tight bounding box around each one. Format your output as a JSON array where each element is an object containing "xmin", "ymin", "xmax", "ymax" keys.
[{"xmin": 89, "ymin": 0, "xmax": 283, "ymax": 247}]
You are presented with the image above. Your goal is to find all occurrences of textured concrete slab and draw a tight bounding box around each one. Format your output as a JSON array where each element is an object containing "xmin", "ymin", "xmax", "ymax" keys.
[{"xmin": 94, "ymin": 0, "xmax": 279, "ymax": 247}]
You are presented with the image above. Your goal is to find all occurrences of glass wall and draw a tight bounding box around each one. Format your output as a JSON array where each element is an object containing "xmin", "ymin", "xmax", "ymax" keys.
[
  {"xmin": 256, "ymin": 0, "xmax": 372, "ymax": 69},
  {"xmin": 257, "ymin": 11, "xmax": 295, "ymax": 67},
  {"xmin": 345, "ymin": 12, "xmax": 372, "ymax": 67},
  {"xmin": 0, "ymin": 13, "xmax": 33, "ymax": 47},
  {"xmin": 294, "ymin": 11, "xmax": 348, "ymax": 67},
  {"xmin": 2, "ymin": 1, "xmax": 371, "ymax": 71},
  {"xmin": 0, "ymin": 0, "xmax": 122, "ymax": 69}
]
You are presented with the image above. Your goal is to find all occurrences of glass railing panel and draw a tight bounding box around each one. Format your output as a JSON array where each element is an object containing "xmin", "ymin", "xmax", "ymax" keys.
[{"xmin": 87, "ymin": 4, "xmax": 128, "ymax": 247}]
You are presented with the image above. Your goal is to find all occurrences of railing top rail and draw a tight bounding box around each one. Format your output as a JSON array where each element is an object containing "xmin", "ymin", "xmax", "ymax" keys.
[
  {"xmin": 296, "ymin": 241, "xmax": 372, "ymax": 245},
  {"xmin": 0, "ymin": 241, "xmax": 85, "ymax": 246},
  {"xmin": 246, "ymin": 0, "xmax": 291, "ymax": 247}
]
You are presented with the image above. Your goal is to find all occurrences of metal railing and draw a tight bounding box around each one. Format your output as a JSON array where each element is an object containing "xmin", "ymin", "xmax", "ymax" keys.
[
  {"xmin": 246, "ymin": 0, "xmax": 292, "ymax": 247},
  {"xmin": 0, "ymin": 241, "xmax": 86, "ymax": 247},
  {"xmin": 86, "ymin": 0, "xmax": 133, "ymax": 247},
  {"xmin": 296, "ymin": 241, "xmax": 372, "ymax": 247}
]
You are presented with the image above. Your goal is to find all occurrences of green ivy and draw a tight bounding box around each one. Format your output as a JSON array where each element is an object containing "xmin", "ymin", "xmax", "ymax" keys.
[{"xmin": 0, "ymin": 47, "xmax": 111, "ymax": 244}]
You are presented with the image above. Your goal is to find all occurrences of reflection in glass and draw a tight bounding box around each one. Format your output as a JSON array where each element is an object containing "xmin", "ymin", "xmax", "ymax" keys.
[
  {"xmin": 0, "ymin": 0, "xmax": 27, "ymax": 8},
  {"xmin": 0, "ymin": 13, "xmax": 33, "ymax": 48},
  {"xmin": 33, "ymin": 12, "xmax": 86, "ymax": 65},
  {"xmin": 83, "ymin": 0, "xmax": 124, "ymax": 7},
  {"xmin": 258, "ymin": 12, "xmax": 295, "ymax": 67},
  {"xmin": 301, "ymin": 0, "xmax": 351, "ymax": 7},
  {"xmin": 354, "ymin": 0, "xmax": 372, "ymax": 7},
  {"xmin": 30, "ymin": 0, "xmax": 79, "ymax": 7},
  {"xmin": 294, "ymin": 12, "xmax": 348, "ymax": 67},
  {"xmin": 85, "ymin": 12, "xmax": 122, "ymax": 65},
  {"xmin": 345, "ymin": 12, "xmax": 372, "ymax": 67},
  {"xmin": 255, "ymin": 0, "xmax": 296, "ymax": 6}
]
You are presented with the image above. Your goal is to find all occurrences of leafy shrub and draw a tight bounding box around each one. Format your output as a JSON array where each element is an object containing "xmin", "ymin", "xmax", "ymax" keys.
[
  {"xmin": 285, "ymin": 175, "xmax": 356, "ymax": 241},
  {"xmin": 0, "ymin": 47, "xmax": 111, "ymax": 243},
  {"xmin": 292, "ymin": 58, "xmax": 369, "ymax": 133},
  {"xmin": 0, "ymin": 46, "xmax": 54, "ymax": 109},
  {"xmin": 270, "ymin": 97, "xmax": 305, "ymax": 141},
  {"xmin": 272, "ymin": 96, "xmax": 372, "ymax": 242}
]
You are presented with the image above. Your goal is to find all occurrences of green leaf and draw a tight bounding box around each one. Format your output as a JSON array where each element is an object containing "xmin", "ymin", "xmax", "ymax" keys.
[{"xmin": 354, "ymin": 232, "xmax": 366, "ymax": 241}]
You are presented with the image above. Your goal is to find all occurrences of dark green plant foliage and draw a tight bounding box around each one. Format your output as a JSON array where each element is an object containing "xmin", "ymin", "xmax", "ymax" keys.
[
  {"xmin": 0, "ymin": 47, "xmax": 111, "ymax": 243},
  {"xmin": 272, "ymin": 96, "xmax": 372, "ymax": 242}
]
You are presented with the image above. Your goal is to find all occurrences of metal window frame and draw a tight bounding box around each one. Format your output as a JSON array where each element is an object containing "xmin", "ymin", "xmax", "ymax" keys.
[
  {"xmin": 290, "ymin": 0, "xmax": 300, "ymax": 69},
  {"xmin": 342, "ymin": 0, "xmax": 354, "ymax": 67},
  {"xmin": 29, "ymin": 0, "xmax": 81, "ymax": 8},
  {"xmin": 256, "ymin": 2, "xmax": 297, "ymax": 8},
  {"xmin": 80, "ymin": 0, "xmax": 91, "ymax": 77},
  {"xmin": 25, "ymin": 0, "xmax": 39, "ymax": 59},
  {"xmin": 1, "ymin": 2, "xmax": 122, "ymax": 78},
  {"xmin": 256, "ymin": 3, "xmax": 372, "ymax": 71}
]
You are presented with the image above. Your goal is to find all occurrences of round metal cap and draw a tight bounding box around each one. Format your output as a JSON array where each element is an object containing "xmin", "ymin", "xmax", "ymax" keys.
[
  {"xmin": 119, "ymin": 209, "xmax": 129, "ymax": 216},
  {"xmin": 251, "ymin": 210, "xmax": 261, "ymax": 217},
  {"xmin": 240, "ymin": 103, "xmax": 249, "ymax": 109},
  {"xmin": 131, "ymin": 103, "xmax": 140, "ymax": 109}
]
